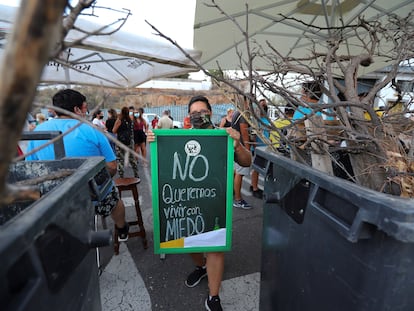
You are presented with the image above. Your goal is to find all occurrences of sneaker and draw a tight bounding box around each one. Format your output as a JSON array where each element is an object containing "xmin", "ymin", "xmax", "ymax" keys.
[
  {"xmin": 205, "ymin": 295, "xmax": 223, "ymax": 311},
  {"xmin": 252, "ymin": 188, "xmax": 263, "ymax": 199},
  {"xmin": 116, "ymin": 223, "xmax": 129, "ymax": 242},
  {"xmin": 233, "ymin": 199, "xmax": 252, "ymax": 210},
  {"xmin": 185, "ymin": 266, "xmax": 207, "ymax": 288}
]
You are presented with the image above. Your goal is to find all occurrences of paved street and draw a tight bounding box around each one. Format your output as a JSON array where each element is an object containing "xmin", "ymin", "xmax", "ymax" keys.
[{"xmin": 98, "ymin": 154, "xmax": 264, "ymax": 311}]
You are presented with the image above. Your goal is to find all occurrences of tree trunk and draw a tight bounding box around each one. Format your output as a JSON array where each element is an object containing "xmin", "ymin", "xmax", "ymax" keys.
[
  {"xmin": 0, "ymin": 0, "xmax": 67, "ymax": 202},
  {"xmin": 348, "ymin": 119, "xmax": 402, "ymax": 194},
  {"xmin": 305, "ymin": 117, "xmax": 333, "ymax": 175}
]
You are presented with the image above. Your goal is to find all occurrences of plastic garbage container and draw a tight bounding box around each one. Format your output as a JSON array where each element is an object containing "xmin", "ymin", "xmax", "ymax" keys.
[
  {"xmin": 0, "ymin": 157, "xmax": 112, "ymax": 311},
  {"xmin": 253, "ymin": 147, "xmax": 414, "ymax": 311}
]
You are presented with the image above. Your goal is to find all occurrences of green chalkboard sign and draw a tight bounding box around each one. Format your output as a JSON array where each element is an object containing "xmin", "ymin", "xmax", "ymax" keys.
[{"xmin": 150, "ymin": 129, "xmax": 234, "ymax": 254}]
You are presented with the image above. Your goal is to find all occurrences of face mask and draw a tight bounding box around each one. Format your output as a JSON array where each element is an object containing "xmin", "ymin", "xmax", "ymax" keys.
[
  {"xmin": 129, "ymin": 111, "xmax": 133, "ymax": 116},
  {"xmin": 98, "ymin": 115, "xmax": 104, "ymax": 119},
  {"xmin": 134, "ymin": 113, "xmax": 140, "ymax": 118},
  {"xmin": 190, "ymin": 111, "xmax": 213, "ymax": 129},
  {"xmin": 47, "ymin": 112, "xmax": 55, "ymax": 118}
]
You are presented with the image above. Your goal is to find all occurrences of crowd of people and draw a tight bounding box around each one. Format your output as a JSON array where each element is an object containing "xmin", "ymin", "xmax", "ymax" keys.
[
  {"xmin": 21, "ymin": 82, "xmax": 414, "ymax": 310},
  {"xmin": 24, "ymin": 89, "xmax": 269, "ymax": 311}
]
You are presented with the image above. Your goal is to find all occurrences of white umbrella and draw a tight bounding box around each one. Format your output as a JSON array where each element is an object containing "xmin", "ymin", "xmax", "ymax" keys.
[
  {"xmin": 0, "ymin": 4, "xmax": 201, "ymax": 88},
  {"xmin": 194, "ymin": 0, "xmax": 413, "ymax": 75}
]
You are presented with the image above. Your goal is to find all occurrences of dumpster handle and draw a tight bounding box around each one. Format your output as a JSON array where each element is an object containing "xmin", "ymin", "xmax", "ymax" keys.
[
  {"xmin": 309, "ymin": 185, "xmax": 371, "ymax": 242},
  {"xmin": 87, "ymin": 229, "xmax": 113, "ymax": 248}
]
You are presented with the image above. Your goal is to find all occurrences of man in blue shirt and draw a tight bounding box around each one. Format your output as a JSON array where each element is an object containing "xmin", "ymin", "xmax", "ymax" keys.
[{"xmin": 27, "ymin": 89, "xmax": 129, "ymax": 241}]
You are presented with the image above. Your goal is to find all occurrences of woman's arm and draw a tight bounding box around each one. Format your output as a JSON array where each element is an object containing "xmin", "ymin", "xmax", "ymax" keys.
[
  {"xmin": 112, "ymin": 118, "xmax": 121, "ymax": 134},
  {"xmin": 219, "ymin": 117, "xmax": 226, "ymax": 128},
  {"xmin": 226, "ymin": 128, "xmax": 252, "ymax": 167},
  {"xmin": 106, "ymin": 160, "xmax": 117, "ymax": 177}
]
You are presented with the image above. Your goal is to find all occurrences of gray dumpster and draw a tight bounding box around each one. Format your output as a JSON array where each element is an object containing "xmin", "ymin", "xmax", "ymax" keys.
[
  {"xmin": 253, "ymin": 147, "xmax": 414, "ymax": 311},
  {"xmin": 1, "ymin": 157, "xmax": 112, "ymax": 311}
]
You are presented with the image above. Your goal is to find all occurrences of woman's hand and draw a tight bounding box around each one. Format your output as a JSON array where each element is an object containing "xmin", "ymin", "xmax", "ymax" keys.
[
  {"xmin": 147, "ymin": 129, "xmax": 156, "ymax": 143},
  {"xmin": 225, "ymin": 127, "xmax": 241, "ymax": 147}
]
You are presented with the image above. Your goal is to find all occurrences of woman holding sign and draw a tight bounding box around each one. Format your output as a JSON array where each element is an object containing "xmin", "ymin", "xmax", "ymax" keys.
[{"xmin": 148, "ymin": 95, "xmax": 251, "ymax": 311}]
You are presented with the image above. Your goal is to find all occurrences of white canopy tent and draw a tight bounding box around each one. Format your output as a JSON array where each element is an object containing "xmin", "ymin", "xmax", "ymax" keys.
[
  {"xmin": 0, "ymin": 3, "xmax": 201, "ymax": 88},
  {"xmin": 194, "ymin": 0, "xmax": 413, "ymax": 75}
]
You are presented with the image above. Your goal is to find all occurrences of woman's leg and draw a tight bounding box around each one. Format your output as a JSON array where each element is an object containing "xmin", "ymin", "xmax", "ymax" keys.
[
  {"xmin": 116, "ymin": 146, "xmax": 125, "ymax": 178},
  {"xmin": 140, "ymin": 143, "xmax": 147, "ymax": 161},
  {"xmin": 129, "ymin": 149, "xmax": 140, "ymax": 178},
  {"xmin": 205, "ymin": 252, "xmax": 224, "ymax": 296},
  {"xmin": 134, "ymin": 143, "xmax": 141, "ymax": 157}
]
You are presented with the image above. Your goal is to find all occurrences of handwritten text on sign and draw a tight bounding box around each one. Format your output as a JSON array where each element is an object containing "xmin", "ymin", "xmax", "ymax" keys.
[
  {"xmin": 152, "ymin": 129, "xmax": 232, "ymax": 253},
  {"xmin": 162, "ymin": 140, "xmax": 217, "ymax": 242}
]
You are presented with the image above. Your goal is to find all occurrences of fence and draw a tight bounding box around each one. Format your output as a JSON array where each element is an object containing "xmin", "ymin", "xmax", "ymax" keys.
[{"xmin": 142, "ymin": 103, "xmax": 234, "ymax": 126}]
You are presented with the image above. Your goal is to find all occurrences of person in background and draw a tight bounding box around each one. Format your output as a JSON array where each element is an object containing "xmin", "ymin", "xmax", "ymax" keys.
[
  {"xmin": 157, "ymin": 110, "xmax": 174, "ymax": 129},
  {"xmin": 26, "ymin": 89, "xmax": 129, "ymax": 241},
  {"xmin": 270, "ymin": 107, "xmax": 294, "ymax": 152},
  {"xmin": 183, "ymin": 115, "xmax": 191, "ymax": 129},
  {"xmin": 106, "ymin": 108, "xmax": 117, "ymax": 133},
  {"xmin": 35, "ymin": 113, "xmax": 46, "ymax": 125},
  {"xmin": 231, "ymin": 96, "xmax": 252, "ymax": 209},
  {"xmin": 151, "ymin": 115, "xmax": 159, "ymax": 129},
  {"xmin": 113, "ymin": 106, "xmax": 139, "ymax": 178},
  {"xmin": 92, "ymin": 109, "xmax": 106, "ymax": 130},
  {"xmin": 129, "ymin": 106, "xmax": 135, "ymax": 120},
  {"xmin": 166, "ymin": 109, "xmax": 174, "ymax": 121},
  {"xmin": 250, "ymin": 99, "xmax": 270, "ymax": 199},
  {"xmin": 27, "ymin": 114, "xmax": 37, "ymax": 131},
  {"xmin": 18, "ymin": 113, "xmax": 37, "ymax": 154},
  {"xmin": 133, "ymin": 107, "xmax": 148, "ymax": 163},
  {"xmin": 147, "ymin": 95, "xmax": 251, "ymax": 311},
  {"xmin": 47, "ymin": 108, "xmax": 57, "ymax": 120},
  {"xmin": 219, "ymin": 108, "xmax": 234, "ymax": 128},
  {"xmin": 106, "ymin": 108, "xmax": 118, "ymax": 152},
  {"xmin": 290, "ymin": 82, "xmax": 322, "ymax": 160}
]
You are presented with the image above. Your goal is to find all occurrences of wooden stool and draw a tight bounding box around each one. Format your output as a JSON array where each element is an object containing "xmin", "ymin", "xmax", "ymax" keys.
[{"xmin": 113, "ymin": 177, "xmax": 148, "ymax": 255}]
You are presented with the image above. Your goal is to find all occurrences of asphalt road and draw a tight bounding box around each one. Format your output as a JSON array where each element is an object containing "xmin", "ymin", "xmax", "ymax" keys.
[{"xmin": 98, "ymin": 147, "xmax": 265, "ymax": 311}]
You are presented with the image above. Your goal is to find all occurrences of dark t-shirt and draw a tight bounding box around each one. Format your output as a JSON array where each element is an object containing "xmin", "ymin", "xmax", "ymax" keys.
[
  {"xmin": 106, "ymin": 118, "xmax": 116, "ymax": 133},
  {"xmin": 222, "ymin": 118, "xmax": 232, "ymax": 128}
]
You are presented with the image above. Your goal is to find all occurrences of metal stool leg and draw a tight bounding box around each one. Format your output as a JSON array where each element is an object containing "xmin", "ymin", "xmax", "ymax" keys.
[{"xmin": 95, "ymin": 215, "xmax": 103, "ymax": 276}]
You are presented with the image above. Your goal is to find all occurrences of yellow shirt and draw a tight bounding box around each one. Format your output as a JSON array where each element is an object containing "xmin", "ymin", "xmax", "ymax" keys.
[{"xmin": 270, "ymin": 119, "xmax": 291, "ymax": 148}]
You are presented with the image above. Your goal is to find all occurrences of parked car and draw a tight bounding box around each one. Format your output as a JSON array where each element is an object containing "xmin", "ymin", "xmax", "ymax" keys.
[{"xmin": 143, "ymin": 113, "xmax": 182, "ymax": 129}]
